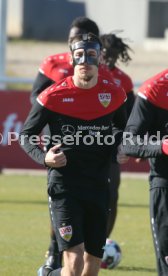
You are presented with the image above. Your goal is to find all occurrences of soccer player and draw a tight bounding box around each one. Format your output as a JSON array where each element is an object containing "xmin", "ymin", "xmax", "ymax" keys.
[
  {"xmin": 121, "ymin": 69, "xmax": 168, "ymax": 276},
  {"xmin": 31, "ymin": 16, "xmax": 100, "ymax": 269},
  {"xmin": 20, "ymin": 33, "xmax": 127, "ymax": 276},
  {"xmin": 100, "ymin": 33, "xmax": 135, "ymax": 237},
  {"xmin": 100, "ymin": 33, "xmax": 134, "ymax": 117}
]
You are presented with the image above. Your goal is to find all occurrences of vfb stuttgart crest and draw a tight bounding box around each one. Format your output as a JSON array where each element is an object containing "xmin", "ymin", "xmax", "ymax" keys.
[
  {"xmin": 59, "ymin": 225, "xmax": 72, "ymax": 242},
  {"xmin": 98, "ymin": 93, "xmax": 111, "ymax": 108}
]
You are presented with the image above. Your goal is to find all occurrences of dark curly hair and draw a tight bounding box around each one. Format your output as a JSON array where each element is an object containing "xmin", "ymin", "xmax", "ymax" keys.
[
  {"xmin": 100, "ymin": 33, "xmax": 133, "ymax": 68},
  {"xmin": 70, "ymin": 17, "xmax": 99, "ymax": 37}
]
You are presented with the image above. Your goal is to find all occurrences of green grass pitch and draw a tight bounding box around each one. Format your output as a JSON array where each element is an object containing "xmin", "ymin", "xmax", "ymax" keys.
[{"xmin": 0, "ymin": 174, "xmax": 157, "ymax": 276}]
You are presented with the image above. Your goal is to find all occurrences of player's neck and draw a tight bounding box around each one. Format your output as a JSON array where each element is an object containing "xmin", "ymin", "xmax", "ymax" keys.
[{"xmin": 72, "ymin": 75, "xmax": 98, "ymax": 89}]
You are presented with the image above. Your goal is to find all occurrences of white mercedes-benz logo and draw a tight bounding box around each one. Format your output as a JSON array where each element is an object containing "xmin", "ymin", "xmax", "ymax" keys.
[{"xmin": 61, "ymin": 125, "xmax": 75, "ymax": 135}]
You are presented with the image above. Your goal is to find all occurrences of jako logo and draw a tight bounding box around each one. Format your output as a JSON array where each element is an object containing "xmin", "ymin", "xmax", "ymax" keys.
[{"xmin": 62, "ymin": 98, "xmax": 74, "ymax": 102}]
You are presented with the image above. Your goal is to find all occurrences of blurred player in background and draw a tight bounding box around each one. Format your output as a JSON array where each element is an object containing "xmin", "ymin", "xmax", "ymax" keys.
[
  {"xmin": 100, "ymin": 33, "xmax": 134, "ymax": 116},
  {"xmin": 121, "ymin": 69, "xmax": 168, "ymax": 276},
  {"xmin": 20, "ymin": 32, "xmax": 127, "ymax": 276},
  {"xmin": 100, "ymin": 33, "xmax": 135, "ymax": 238}
]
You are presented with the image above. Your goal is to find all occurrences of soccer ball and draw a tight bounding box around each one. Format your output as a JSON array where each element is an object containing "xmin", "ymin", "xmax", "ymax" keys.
[{"xmin": 101, "ymin": 239, "xmax": 122, "ymax": 269}]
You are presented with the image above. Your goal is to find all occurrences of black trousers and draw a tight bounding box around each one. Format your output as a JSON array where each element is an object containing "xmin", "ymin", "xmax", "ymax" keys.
[
  {"xmin": 106, "ymin": 162, "xmax": 120, "ymax": 237},
  {"xmin": 150, "ymin": 186, "xmax": 168, "ymax": 276},
  {"xmin": 49, "ymin": 187, "xmax": 109, "ymax": 258}
]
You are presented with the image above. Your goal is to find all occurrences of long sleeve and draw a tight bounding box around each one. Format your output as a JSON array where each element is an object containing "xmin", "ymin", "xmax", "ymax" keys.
[
  {"xmin": 112, "ymin": 102, "xmax": 127, "ymax": 146},
  {"xmin": 126, "ymin": 91, "xmax": 135, "ymax": 118},
  {"xmin": 121, "ymin": 96, "xmax": 162, "ymax": 158},
  {"xmin": 19, "ymin": 101, "xmax": 51, "ymax": 165},
  {"xmin": 110, "ymin": 102, "xmax": 127, "ymax": 162},
  {"xmin": 30, "ymin": 72, "xmax": 54, "ymax": 105}
]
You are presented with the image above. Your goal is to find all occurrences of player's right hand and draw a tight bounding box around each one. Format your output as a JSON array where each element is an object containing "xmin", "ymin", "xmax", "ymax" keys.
[
  {"xmin": 117, "ymin": 152, "xmax": 129, "ymax": 164},
  {"xmin": 44, "ymin": 144, "xmax": 67, "ymax": 168}
]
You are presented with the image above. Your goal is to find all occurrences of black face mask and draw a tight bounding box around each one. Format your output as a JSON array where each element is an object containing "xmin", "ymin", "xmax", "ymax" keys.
[
  {"xmin": 73, "ymin": 50, "xmax": 99, "ymax": 66},
  {"xmin": 71, "ymin": 41, "xmax": 100, "ymax": 67}
]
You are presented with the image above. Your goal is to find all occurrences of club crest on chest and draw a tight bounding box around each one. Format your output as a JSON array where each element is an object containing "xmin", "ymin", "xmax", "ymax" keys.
[{"xmin": 98, "ymin": 93, "xmax": 111, "ymax": 108}]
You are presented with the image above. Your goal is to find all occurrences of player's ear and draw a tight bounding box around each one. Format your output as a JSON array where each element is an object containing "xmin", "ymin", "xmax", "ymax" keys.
[
  {"xmin": 99, "ymin": 51, "xmax": 104, "ymax": 64},
  {"xmin": 69, "ymin": 53, "xmax": 73, "ymax": 65},
  {"xmin": 98, "ymin": 52, "xmax": 103, "ymax": 65}
]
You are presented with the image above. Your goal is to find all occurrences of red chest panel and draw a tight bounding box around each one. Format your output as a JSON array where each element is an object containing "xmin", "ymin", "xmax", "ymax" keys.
[
  {"xmin": 37, "ymin": 76, "xmax": 126, "ymax": 120},
  {"xmin": 138, "ymin": 69, "xmax": 168, "ymax": 110}
]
